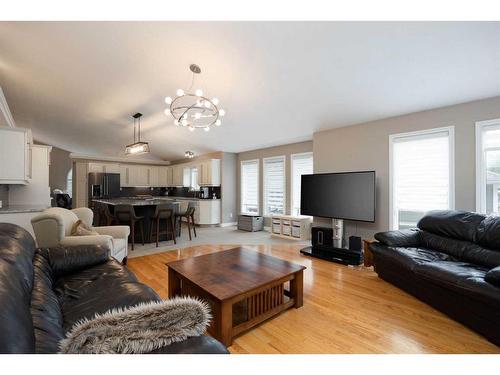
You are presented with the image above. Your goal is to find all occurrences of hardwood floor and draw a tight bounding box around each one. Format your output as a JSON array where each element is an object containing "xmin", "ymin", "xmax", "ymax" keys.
[{"xmin": 127, "ymin": 244, "xmax": 500, "ymax": 354}]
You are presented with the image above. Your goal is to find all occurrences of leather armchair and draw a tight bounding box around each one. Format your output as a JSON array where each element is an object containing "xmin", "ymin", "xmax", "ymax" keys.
[{"xmin": 31, "ymin": 207, "xmax": 130, "ymax": 263}]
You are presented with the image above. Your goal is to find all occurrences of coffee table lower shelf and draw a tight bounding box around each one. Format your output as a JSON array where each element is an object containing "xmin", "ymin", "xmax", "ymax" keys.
[{"xmin": 168, "ymin": 268, "xmax": 303, "ymax": 346}]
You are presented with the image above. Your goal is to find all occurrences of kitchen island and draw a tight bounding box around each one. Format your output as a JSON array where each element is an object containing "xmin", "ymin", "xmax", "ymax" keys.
[{"xmin": 93, "ymin": 198, "xmax": 182, "ymax": 243}]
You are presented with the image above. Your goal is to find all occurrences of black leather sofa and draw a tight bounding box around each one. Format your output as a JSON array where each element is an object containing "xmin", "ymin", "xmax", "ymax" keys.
[
  {"xmin": 370, "ymin": 210, "xmax": 500, "ymax": 346},
  {"xmin": 0, "ymin": 223, "xmax": 228, "ymax": 354}
]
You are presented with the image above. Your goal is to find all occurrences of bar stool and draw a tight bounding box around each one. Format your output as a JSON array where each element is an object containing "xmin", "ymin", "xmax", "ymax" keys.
[
  {"xmin": 150, "ymin": 204, "xmax": 176, "ymax": 247},
  {"xmin": 114, "ymin": 204, "xmax": 144, "ymax": 250},
  {"xmin": 175, "ymin": 202, "xmax": 197, "ymax": 240},
  {"xmin": 100, "ymin": 203, "xmax": 116, "ymax": 226}
]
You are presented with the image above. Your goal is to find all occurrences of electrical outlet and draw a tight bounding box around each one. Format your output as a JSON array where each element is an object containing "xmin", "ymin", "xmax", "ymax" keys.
[{"xmin": 230, "ymin": 213, "xmax": 233, "ymax": 218}]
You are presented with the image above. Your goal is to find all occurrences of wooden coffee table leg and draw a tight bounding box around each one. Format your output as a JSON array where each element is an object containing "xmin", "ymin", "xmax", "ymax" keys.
[
  {"xmin": 290, "ymin": 270, "xmax": 303, "ymax": 308},
  {"xmin": 217, "ymin": 300, "xmax": 233, "ymax": 347},
  {"xmin": 167, "ymin": 268, "xmax": 181, "ymax": 298}
]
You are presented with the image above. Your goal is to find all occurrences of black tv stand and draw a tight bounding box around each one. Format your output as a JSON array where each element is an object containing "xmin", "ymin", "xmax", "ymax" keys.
[{"xmin": 300, "ymin": 246, "xmax": 363, "ymax": 266}]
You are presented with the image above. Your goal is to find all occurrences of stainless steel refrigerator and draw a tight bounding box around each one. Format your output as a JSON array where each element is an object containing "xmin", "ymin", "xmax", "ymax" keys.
[{"xmin": 88, "ymin": 173, "xmax": 121, "ymax": 200}]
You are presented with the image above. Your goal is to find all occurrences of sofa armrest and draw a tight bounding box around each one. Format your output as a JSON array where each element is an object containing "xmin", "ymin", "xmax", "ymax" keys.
[
  {"xmin": 93, "ymin": 225, "xmax": 130, "ymax": 239},
  {"xmin": 485, "ymin": 266, "xmax": 500, "ymax": 287},
  {"xmin": 374, "ymin": 229, "xmax": 422, "ymax": 247},
  {"xmin": 60, "ymin": 235, "xmax": 113, "ymax": 251},
  {"xmin": 40, "ymin": 245, "xmax": 110, "ymax": 277}
]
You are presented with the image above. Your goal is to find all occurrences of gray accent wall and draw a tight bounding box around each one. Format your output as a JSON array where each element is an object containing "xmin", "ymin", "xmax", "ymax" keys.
[
  {"xmin": 313, "ymin": 95, "xmax": 500, "ymax": 241},
  {"xmin": 48, "ymin": 146, "xmax": 72, "ymax": 193},
  {"xmin": 221, "ymin": 152, "xmax": 237, "ymax": 224},
  {"xmin": 237, "ymin": 141, "xmax": 313, "ymax": 225}
]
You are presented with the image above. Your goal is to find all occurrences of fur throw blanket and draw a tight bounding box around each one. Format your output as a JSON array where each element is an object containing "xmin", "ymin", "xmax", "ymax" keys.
[{"xmin": 59, "ymin": 297, "xmax": 211, "ymax": 354}]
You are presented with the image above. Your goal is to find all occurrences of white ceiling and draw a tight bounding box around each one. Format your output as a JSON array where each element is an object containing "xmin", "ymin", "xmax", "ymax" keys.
[{"xmin": 1, "ymin": 21, "xmax": 500, "ymax": 161}]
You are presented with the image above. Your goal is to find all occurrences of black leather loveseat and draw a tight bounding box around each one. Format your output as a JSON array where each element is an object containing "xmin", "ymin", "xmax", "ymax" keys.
[
  {"xmin": 0, "ymin": 223, "xmax": 228, "ymax": 354},
  {"xmin": 370, "ymin": 210, "xmax": 500, "ymax": 346}
]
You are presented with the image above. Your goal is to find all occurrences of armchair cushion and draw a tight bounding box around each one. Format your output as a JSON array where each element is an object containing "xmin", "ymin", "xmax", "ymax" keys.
[
  {"xmin": 70, "ymin": 220, "xmax": 99, "ymax": 236},
  {"xmin": 93, "ymin": 225, "xmax": 130, "ymax": 239}
]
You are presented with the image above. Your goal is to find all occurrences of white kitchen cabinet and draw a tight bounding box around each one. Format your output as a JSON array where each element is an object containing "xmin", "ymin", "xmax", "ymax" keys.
[
  {"xmin": 198, "ymin": 159, "xmax": 221, "ymax": 186},
  {"xmin": 158, "ymin": 166, "xmax": 173, "ymax": 186},
  {"xmin": 88, "ymin": 162, "xmax": 120, "ymax": 174},
  {"xmin": 149, "ymin": 166, "xmax": 159, "ymax": 187},
  {"xmin": 0, "ymin": 127, "xmax": 31, "ymax": 184},
  {"xmin": 119, "ymin": 164, "xmax": 129, "ymax": 187},
  {"xmin": 198, "ymin": 200, "xmax": 221, "ymax": 225},
  {"xmin": 172, "ymin": 165, "xmax": 184, "ymax": 186}
]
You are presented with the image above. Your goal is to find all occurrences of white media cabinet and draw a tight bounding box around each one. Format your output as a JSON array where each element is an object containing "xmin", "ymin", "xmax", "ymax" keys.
[{"xmin": 270, "ymin": 215, "xmax": 312, "ymax": 240}]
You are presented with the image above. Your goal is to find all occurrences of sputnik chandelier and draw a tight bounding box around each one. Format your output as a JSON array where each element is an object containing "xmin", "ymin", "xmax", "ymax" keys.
[{"xmin": 164, "ymin": 64, "xmax": 225, "ymax": 132}]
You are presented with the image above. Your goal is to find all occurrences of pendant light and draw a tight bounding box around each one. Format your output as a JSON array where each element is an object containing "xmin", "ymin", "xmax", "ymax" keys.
[{"xmin": 125, "ymin": 113, "xmax": 150, "ymax": 155}]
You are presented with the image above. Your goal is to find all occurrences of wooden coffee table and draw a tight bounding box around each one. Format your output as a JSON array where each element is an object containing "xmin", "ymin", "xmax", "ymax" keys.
[{"xmin": 166, "ymin": 247, "xmax": 306, "ymax": 346}]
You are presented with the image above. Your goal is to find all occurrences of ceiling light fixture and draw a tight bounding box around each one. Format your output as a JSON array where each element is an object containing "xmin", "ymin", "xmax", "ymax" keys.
[
  {"xmin": 125, "ymin": 112, "xmax": 150, "ymax": 155},
  {"xmin": 164, "ymin": 64, "xmax": 225, "ymax": 132},
  {"xmin": 185, "ymin": 151, "xmax": 195, "ymax": 159}
]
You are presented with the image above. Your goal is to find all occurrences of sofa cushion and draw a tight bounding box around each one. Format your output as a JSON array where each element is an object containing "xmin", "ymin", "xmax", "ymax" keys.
[
  {"xmin": 30, "ymin": 252, "xmax": 64, "ymax": 353},
  {"xmin": 417, "ymin": 210, "xmax": 486, "ymax": 243},
  {"xmin": 420, "ymin": 231, "xmax": 500, "ymax": 269},
  {"xmin": 369, "ymin": 243, "xmax": 454, "ymax": 271},
  {"xmin": 485, "ymin": 266, "xmax": 500, "ymax": 287},
  {"xmin": 39, "ymin": 245, "xmax": 110, "ymax": 278},
  {"xmin": 0, "ymin": 223, "xmax": 36, "ymax": 353},
  {"xmin": 374, "ymin": 229, "xmax": 422, "ymax": 247},
  {"xmin": 476, "ymin": 214, "xmax": 500, "ymax": 251},
  {"xmin": 54, "ymin": 259, "xmax": 160, "ymax": 331},
  {"xmin": 415, "ymin": 261, "xmax": 500, "ymax": 308}
]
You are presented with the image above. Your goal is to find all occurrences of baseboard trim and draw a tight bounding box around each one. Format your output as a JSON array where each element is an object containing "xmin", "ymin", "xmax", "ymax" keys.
[{"xmin": 219, "ymin": 222, "xmax": 237, "ymax": 227}]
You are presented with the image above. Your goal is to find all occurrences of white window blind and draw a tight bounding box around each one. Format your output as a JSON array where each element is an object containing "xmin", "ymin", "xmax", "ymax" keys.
[
  {"xmin": 190, "ymin": 168, "xmax": 199, "ymax": 191},
  {"xmin": 241, "ymin": 160, "xmax": 259, "ymax": 215},
  {"xmin": 263, "ymin": 156, "xmax": 285, "ymax": 216},
  {"xmin": 476, "ymin": 120, "xmax": 500, "ymax": 214},
  {"xmin": 291, "ymin": 153, "xmax": 313, "ymax": 216},
  {"xmin": 390, "ymin": 127, "xmax": 454, "ymax": 230}
]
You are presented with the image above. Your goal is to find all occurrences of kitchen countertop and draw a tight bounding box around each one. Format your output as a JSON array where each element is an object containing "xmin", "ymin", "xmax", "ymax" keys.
[
  {"xmin": 93, "ymin": 198, "xmax": 181, "ymax": 206},
  {"xmin": 0, "ymin": 204, "xmax": 50, "ymax": 214},
  {"xmin": 93, "ymin": 197, "xmax": 220, "ymax": 206}
]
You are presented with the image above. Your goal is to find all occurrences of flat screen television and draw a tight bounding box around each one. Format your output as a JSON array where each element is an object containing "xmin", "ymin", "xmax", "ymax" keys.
[{"xmin": 300, "ymin": 171, "xmax": 376, "ymax": 222}]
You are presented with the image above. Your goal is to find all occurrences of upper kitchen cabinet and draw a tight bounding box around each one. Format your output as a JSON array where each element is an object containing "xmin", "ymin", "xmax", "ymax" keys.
[
  {"xmin": 0, "ymin": 127, "xmax": 32, "ymax": 184},
  {"xmin": 198, "ymin": 159, "xmax": 221, "ymax": 186},
  {"xmin": 172, "ymin": 165, "xmax": 184, "ymax": 187},
  {"xmin": 88, "ymin": 162, "xmax": 120, "ymax": 174},
  {"xmin": 158, "ymin": 166, "xmax": 173, "ymax": 187}
]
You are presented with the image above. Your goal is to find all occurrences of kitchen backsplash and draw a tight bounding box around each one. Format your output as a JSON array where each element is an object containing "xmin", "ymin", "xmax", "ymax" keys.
[{"xmin": 119, "ymin": 186, "xmax": 221, "ymax": 199}]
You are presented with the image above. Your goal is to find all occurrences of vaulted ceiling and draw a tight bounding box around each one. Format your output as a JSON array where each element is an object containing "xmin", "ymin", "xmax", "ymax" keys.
[{"xmin": 1, "ymin": 21, "xmax": 500, "ymax": 161}]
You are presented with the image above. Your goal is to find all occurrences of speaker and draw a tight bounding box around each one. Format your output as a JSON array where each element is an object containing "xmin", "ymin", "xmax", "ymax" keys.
[
  {"xmin": 312, "ymin": 227, "xmax": 333, "ymax": 247},
  {"xmin": 349, "ymin": 236, "xmax": 362, "ymax": 251}
]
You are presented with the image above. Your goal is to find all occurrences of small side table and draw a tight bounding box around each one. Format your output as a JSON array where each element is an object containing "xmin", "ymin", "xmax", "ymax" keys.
[{"xmin": 363, "ymin": 238, "xmax": 376, "ymax": 267}]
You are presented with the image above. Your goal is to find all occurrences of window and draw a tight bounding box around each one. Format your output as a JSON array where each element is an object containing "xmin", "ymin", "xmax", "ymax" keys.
[
  {"xmin": 390, "ymin": 127, "xmax": 454, "ymax": 230},
  {"xmin": 190, "ymin": 167, "xmax": 199, "ymax": 191},
  {"xmin": 241, "ymin": 159, "xmax": 259, "ymax": 214},
  {"xmin": 66, "ymin": 168, "xmax": 73, "ymax": 197},
  {"xmin": 291, "ymin": 152, "xmax": 313, "ymax": 216},
  {"xmin": 263, "ymin": 156, "xmax": 285, "ymax": 216},
  {"xmin": 476, "ymin": 119, "xmax": 500, "ymax": 214},
  {"xmin": 183, "ymin": 167, "xmax": 199, "ymax": 191}
]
